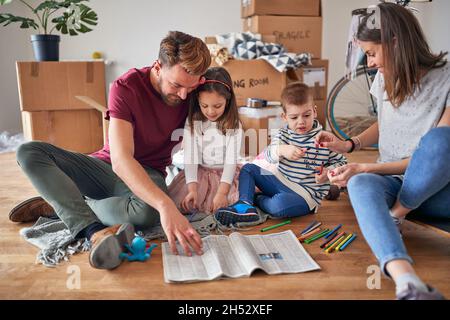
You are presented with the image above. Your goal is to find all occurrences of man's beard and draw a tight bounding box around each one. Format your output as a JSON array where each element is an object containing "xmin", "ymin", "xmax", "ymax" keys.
[
  {"xmin": 161, "ymin": 93, "xmax": 183, "ymax": 107},
  {"xmin": 158, "ymin": 78, "xmax": 183, "ymax": 107}
]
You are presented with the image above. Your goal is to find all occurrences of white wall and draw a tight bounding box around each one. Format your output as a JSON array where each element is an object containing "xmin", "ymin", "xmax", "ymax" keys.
[
  {"xmin": 1, "ymin": 0, "xmax": 449, "ymax": 134},
  {"xmin": 0, "ymin": 0, "xmax": 33, "ymax": 134},
  {"xmin": 0, "ymin": 0, "xmax": 242, "ymax": 134},
  {"xmin": 58, "ymin": 0, "xmax": 242, "ymax": 90}
]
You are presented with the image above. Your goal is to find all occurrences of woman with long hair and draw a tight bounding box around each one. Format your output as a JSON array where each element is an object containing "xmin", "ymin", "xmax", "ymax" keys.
[{"xmin": 316, "ymin": 2, "xmax": 449, "ymax": 299}]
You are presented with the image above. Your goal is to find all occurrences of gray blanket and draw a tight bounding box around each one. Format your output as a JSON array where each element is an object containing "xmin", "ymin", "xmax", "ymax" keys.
[
  {"xmin": 20, "ymin": 212, "xmax": 218, "ymax": 267},
  {"xmin": 20, "ymin": 217, "xmax": 91, "ymax": 268}
]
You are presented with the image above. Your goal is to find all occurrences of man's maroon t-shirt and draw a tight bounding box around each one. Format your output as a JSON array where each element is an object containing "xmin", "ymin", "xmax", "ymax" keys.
[{"xmin": 91, "ymin": 66, "xmax": 187, "ymax": 177}]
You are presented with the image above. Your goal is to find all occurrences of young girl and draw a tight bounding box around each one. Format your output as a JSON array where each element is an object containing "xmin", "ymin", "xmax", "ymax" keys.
[
  {"xmin": 168, "ymin": 67, "xmax": 243, "ymax": 214},
  {"xmin": 317, "ymin": 3, "xmax": 449, "ymax": 299}
]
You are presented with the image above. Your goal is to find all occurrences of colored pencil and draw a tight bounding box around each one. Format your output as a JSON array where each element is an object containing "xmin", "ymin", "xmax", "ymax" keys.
[
  {"xmin": 299, "ymin": 227, "xmax": 321, "ymax": 239},
  {"xmin": 261, "ymin": 219, "xmax": 291, "ymax": 232},
  {"xmin": 335, "ymin": 233, "xmax": 353, "ymax": 251},
  {"xmin": 304, "ymin": 229, "xmax": 330, "ymax": 244},
  {"xmin": 339, "ymin": 234, "xmax": 357, "ymax": 251},
  {"xmin": 301, "ymin": 222, "xmax": 322, "ymax": 235},
  {"xmin": 320, "ymin": 231, "xmax": 339, "ymax": 248},
  {"xmin": 300, "ymin": 220, "xmax": 318, "ymax": 234},
  {"xmin": 297, "ymin": 228, "xmax": 322, "ymax": 241},
  {"xmin": 325, "ymin": 234, "xmax": 346, "ymax": 253},
  {"xmin": 323, "ymin": 231, "xmax": 345, "ymax": 251},
  {"xmin": 324, "ymin": 224, "xmax": 342, "ymax": 239}
]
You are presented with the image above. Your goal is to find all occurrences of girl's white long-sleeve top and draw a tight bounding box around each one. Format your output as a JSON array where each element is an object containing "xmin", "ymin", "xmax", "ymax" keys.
[{"xmin": 183, "ymin": 119, "xmax": 243, "ymax": 185}]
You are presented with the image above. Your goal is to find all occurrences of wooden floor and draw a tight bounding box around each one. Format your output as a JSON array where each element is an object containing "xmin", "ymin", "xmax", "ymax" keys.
[{"xmin": 0, "ymin": 150, "xmax": 448, "ymax": 300}]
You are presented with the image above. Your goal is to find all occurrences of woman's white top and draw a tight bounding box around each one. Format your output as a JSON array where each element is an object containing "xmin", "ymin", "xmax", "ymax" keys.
[{"xmin": 370, "ymin": 63, "xmax": 450, "ymax": 163}]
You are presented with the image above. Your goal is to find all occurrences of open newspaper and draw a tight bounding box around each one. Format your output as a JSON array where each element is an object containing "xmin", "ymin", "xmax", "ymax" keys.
[{"xmin": 162, "ymin": 230, "xmax": 320, "ymax": 283}]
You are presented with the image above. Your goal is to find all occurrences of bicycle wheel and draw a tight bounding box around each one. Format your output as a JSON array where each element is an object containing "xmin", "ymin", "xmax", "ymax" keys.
[{"xmin": 326, "ymin": 67, "xmax": 378, "ymax": 146}]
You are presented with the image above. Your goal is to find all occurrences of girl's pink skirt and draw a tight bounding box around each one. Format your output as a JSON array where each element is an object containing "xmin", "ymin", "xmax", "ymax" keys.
[
  {"xmin": 169, "ymin": 165, "xmax": 241, "ymax": 214},
  {"xmin": 168, "ymin": 165, "xmax": 241, "ymax": 214}
]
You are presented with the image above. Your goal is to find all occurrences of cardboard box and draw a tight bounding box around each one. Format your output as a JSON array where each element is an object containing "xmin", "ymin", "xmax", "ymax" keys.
[
  {"xmin": 75, "ymin": 95, "xmax": 109, "ymax": 145},
  {"xmin": 211, "ymin": 59, "xmax": 287, "ymax": 107},
  {"xmin": 239, "ymin": 106, "xmax": 284, "ymax": 156},
  {"xmin": 21, "ymin": 109, "xmax": 104, "ymax": 154},
  {"xmin": 206, "ymin": 35, "xmax": 285, "ymax": 107},
  {"xmin": 205, "ymin": 34, "xmax": 277, "ymax": 45},
  {"xmin": 243, "ymin": 15, "xmax": 323, "ymax": 57},
  {"xmin": 287, "ymin": 59, "xmax": 328, "ymax": 101},
  {"xmin": 16, "ymin": 61, "xmax": 107, "ymax": 111},
  {"xmin": 241, "ymin": 0, "xmax": 321, "ymax": 18}
]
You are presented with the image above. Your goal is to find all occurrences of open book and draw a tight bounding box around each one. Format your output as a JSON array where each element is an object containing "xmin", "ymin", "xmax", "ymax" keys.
[{"xmin": 162, "ymin": 230, "xmax": 320, "ymax": 283}]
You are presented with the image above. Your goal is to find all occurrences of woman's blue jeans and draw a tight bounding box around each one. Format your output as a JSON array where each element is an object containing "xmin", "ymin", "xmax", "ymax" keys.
[{"xmin": 347, "ymin": 127, "xmax": 450, "ymax": 276}]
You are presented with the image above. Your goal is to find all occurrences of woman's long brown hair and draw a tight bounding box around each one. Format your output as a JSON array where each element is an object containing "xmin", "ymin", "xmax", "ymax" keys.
[
  {"xmin": 188, "ymin": 67, "xmax": 240, "ymax": 135},
  {"xmin": 357, "ymin": 2, "xmax": 447, "ymax": 107}
]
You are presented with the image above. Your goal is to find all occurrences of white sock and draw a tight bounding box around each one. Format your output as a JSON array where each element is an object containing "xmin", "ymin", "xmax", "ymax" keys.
[
  {"xmin": 389, "ymin": 210, "xmax": 405, "ymax": 225},
  {"xmin": 395, "ymin": 273, "xmax": 428, "ymax": 295}
]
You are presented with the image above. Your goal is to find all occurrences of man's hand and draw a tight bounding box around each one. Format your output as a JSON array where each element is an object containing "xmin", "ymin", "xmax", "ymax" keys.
[
  {"xmin": 159, "ymin": 202, "xmax": 203, "ymax": 257},
  {"xmin": 278, "ymin": 145, "xmax": 307, "ymax": 161}
]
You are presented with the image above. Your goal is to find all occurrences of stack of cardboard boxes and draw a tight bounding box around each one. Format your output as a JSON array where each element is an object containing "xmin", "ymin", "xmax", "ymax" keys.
[
  {"xmin": 236, "ymin": 0, "xmax": 329, "ymax": 156},
  {"xmin": 206, "ymin": 34, "xmax": 285, "ymax": 107},
  {"xmin": 16, "ymin": 61, "xmax": 106, "ymax": 154},
  {"xmin": 242, "ymin": 0, "xmax": 322, "ymax": 57}
]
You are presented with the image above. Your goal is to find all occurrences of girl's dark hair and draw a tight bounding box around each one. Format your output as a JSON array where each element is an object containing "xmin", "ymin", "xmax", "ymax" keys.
[
  {"xmin": 356, "ymin": 2, "xmax": 447, "ymax": 107},
  {"xmin": 188, "ymin": 67, "xmax": 240, "ymax": 135}
]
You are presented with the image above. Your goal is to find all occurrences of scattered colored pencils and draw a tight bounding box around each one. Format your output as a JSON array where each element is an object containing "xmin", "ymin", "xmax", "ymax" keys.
[
  {"xmin": 301, "ymin": 222, "xmax": 322, "ymax": 235},
  {"xmin": 324, "ymin": 224, "xmax": 342, "ymax": 239},
  {"xmin": 297, "ymin": 221, "xmax": 357, "ymax": 253},
  {"xmin": 304, "ymin": 229, "xmax": 330, "ymax": 244},
  {"xmin": 325, "ymin": 234, "xmax": 347, "ymax": 253},
  {"xmin": 324, "ymin": 231, "xmax": 345, "ymax": 251},
  {"xmin": 339, "ymin": 234, "xmax": 357, "ymax": 251},
  {"xmin": 298, "ymin": 227, "xmax": 322, "ymax": 241},
  {"xmin": 300, "ymin": 220, "xmax": 318, "ymax": 234},
  {"xmin": 261, "ymin": 219, "xmax": 291, "ymax": 232},
  {"xmin": 335, "ymin": 233, "xmax": 353, "ymax": 251}
]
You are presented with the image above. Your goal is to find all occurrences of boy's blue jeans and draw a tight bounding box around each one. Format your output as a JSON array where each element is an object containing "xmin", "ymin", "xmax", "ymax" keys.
[
  {"xmin": 347, "ymin": 127, "xmax": 450, "ymax": 276},
  {"xmin": 238, "ymin": 163, "xmax": 313, "ymax": 218}
]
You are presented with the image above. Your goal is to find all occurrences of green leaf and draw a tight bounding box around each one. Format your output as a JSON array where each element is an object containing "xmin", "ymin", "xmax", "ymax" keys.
[
  {"xmin": 0, "ymin": 13, "xmax": 38, "ymax": 29},
  {"xmin": 52, "ymin": 2, "xmax": 97, "ymax": 36},
  {"xmin": 0, "ymin": 0, "xmax": 13, "ymax": 6},
  {"xmin": 34, "ymin": 1, "xmax": 61, "ymax": 13},
  {"xmin": 59, "ymin": 0, "xmax": 86, "ymax": 9},
  {"xmin": 1, "ymin": 0, "xmax": 98, "ymax": 35}
]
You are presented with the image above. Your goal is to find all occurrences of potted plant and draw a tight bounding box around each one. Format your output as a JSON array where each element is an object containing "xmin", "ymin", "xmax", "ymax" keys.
[{"xmin": 0, "ymin": 0, "xmax": 98, "ymax": 61}]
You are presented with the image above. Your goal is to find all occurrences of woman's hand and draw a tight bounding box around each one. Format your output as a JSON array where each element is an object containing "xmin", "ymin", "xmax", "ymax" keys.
[
  {"xmin": 212, "ymin": 192, "xmax": 228, "ymax": 213},
  {"xmin": 181, "ymin": 190, "xmax": 198, "ymax": 213},
  {"xmin": 327, "ymin": 163, "xmax": 367, "ymax": 187},
  {"xmin": 315, "ymin": 131, "xmax": 352, "ymax": 154},
  {"xmin": 278, "ymin": 145, "xmax": 307, "ymax": 161}
]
